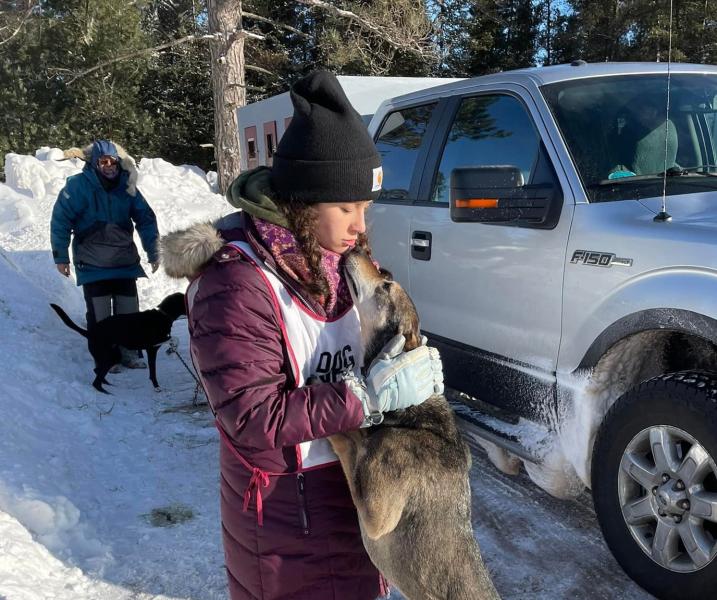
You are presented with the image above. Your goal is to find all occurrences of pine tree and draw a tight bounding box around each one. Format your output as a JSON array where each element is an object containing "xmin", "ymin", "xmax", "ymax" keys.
[
  {"xmin": 243, "ymin": 0, "xmax": 435, "ymax": 100},
  {"xmin": 432, "ymin": 0, "xmax": 540, "ymax": 77},
  {"xmin": 553, "ymin": 1, "xmax": 717, "ymax": 66},
  {"xmin": 0, "ymin": 0, "xmax": 158, "ymax": 164},
  {"xmin": 139, "ymin": 0, "xmax": 214, "ymax": 170},
  {"xmin": 38, "ymin": 0, "xmax": 156, "ymax": 155},
  {"xmin": 0, "ymin": 3, "xmax": 46, "ymax": 162}
]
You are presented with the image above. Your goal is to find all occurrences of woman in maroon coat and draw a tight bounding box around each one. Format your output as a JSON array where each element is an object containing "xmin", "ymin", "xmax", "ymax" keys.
[{"xmin": 162, "ymin": 71, "xmax": 444, "ymax": 600}]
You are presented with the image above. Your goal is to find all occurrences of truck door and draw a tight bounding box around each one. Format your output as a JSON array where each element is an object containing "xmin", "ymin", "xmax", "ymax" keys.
[{"xmin": 408, "ymin": 89, "xmax": 574, "ymax": 418}]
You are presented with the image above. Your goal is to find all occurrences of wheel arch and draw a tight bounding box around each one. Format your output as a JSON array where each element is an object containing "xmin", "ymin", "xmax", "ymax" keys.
[
  {"xmin": 558, "ymin": 310, "xmax": 717, "ymax": 489},
  {"xmin": 578, "ymin": 308, "xmax": 717, "ymax": 372}
]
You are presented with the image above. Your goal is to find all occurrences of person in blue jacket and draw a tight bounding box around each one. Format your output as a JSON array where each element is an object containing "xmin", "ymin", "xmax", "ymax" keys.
[{"xmin": 51, "ymin": 140, "xmax": 160, "ymax": 369}]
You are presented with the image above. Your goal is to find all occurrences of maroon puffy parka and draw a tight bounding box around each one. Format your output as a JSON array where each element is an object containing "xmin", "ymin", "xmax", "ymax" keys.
[{"xmin": 171, "ymin": 215, "xmax": 387, "ymax": 600}]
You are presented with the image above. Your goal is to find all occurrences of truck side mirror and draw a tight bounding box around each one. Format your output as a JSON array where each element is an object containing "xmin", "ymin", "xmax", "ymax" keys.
[{"xmin": 450, "ymin": 165, "xmax": 559, "ymax": 228}]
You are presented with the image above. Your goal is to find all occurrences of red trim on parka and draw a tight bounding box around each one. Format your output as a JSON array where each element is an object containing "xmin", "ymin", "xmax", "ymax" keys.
[{"xmin": 214, "ymin": 241, "xmax": 342, "ymax": 525}]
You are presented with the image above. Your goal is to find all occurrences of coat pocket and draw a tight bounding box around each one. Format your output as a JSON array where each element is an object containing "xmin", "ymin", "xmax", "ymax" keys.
[{"xmin": 74, "ymin": 222, "xmax": 140, "ymax": 268}]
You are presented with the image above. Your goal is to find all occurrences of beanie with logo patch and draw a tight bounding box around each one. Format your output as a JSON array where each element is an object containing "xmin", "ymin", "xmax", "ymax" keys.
[{"xmin": 270, "ymin": 70, "xmax": 383, "ymax": 204}]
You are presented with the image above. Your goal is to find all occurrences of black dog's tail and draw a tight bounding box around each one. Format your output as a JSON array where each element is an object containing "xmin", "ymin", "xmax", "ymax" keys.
[{"xmin": 49, "ymin": 303, "xmax": 88, "ymax": 338}]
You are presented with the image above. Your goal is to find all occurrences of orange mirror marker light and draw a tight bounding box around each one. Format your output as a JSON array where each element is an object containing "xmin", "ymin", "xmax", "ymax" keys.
[{"xmin": 455, "ymin": 198, "xmax": 499, "ymax": 209}]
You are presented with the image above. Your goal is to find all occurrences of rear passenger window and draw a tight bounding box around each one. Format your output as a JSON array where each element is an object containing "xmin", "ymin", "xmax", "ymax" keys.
[
  {"xmin": 375, "ymin": 103, "xmax": 437, "ymax": 201},
  {"xmin": 430, "ymin": 95, "xmax": 540, "ymax": 203}
]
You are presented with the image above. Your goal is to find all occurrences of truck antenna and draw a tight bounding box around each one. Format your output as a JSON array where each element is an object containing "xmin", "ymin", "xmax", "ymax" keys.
[{"xmin": 655, "ymin": 0, "xmax": 674, "ymax": 223}]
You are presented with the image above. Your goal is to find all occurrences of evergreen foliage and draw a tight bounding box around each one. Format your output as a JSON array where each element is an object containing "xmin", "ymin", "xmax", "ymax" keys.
[
  {"xmin": 1, "ymin": 0, "xmax": 716, "ymax": 175},
  {"xmin": 140, "ymin": 0, "xmax": 214, "ymax": 170}
]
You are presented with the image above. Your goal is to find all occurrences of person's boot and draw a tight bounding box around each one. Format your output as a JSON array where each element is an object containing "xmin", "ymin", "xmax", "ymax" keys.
[{"xmin": 120, "ymin": 347, "xmax": 146, "ymax": 369}]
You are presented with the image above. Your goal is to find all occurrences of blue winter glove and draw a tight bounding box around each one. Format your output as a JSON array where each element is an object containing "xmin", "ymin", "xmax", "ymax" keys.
[{"xmin": 345, "ymin": 334, "xmax": 444, "ymax": 427}]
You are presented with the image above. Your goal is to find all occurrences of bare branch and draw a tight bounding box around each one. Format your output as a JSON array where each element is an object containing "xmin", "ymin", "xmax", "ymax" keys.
[
  {"xmin": 227, "ymin": 82, "xmax": 265, "ymax": 92},
  {"xmin": 61, "ymin": 33, "xmax": 205, "ymax": 84},
  {"xmin": 227, "ymin": 28, "xmax": 264, "ymax": 44},
  {"xmin": 97, "ymin": 401, "xmax": 115, "ymax": 418},
  {"xmin": 242, "ymin": 10, "xmax": 310, "ymax": 38},
  {"xmin": 0, "ymin": 0, "xmax": 37, "ymax": 47},
  {"xmin": 60, "ymin": 30, "xmax": 264, "ymax": 85},
  {"xmin": 245, "ymin": 64, "xmax": 273, "ymax": 76},
  {"xmin": 295, "ymin": 0, "xmax": 379, "ymax": 34},
  {"xmin": 294, "ymin": 0, "xmax": 433, "ymax": 58}
]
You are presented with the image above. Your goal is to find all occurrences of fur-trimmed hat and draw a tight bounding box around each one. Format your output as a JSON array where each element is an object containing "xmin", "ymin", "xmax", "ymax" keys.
[
  {"xmin": 63, "ymin": 140, "xmax": 139, "ymax": 196},
  {"xmin": 270, "ymin": 71, "xmax": 382, "ymax": 204}
]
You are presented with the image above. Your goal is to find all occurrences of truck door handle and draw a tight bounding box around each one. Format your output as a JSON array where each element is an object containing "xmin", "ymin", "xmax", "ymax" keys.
[{"xmin": 411, "ymin": 231, "xmax": 432, "ymax": 261}]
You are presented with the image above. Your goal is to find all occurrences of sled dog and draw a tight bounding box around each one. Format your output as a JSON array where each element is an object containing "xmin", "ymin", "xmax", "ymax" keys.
[{"xmin": 328, "ymin": 249, "xmax": 501, "ymax": 600}]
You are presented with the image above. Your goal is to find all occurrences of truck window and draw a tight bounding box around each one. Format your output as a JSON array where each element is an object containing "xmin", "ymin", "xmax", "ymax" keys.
[
  {"xmin": 430, "ymin": 94, "xmax": 540, "ymax": 204},
  {"xmin": 542, "ymin": 74, "xmax": 717, "ymax": 202},
  {"xmin": 374, "ymin": 103, "xmax": 437, "ymax": 201}
]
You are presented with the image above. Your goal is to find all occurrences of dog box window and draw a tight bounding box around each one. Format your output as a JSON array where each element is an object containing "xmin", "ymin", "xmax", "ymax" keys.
[
  {"xmin": 263, "ymin": 121, "xmax": 278, "ymax": 167},
  {"xmin": 245, "ymin": 126, "xmax": 259, "ymax": 170}
]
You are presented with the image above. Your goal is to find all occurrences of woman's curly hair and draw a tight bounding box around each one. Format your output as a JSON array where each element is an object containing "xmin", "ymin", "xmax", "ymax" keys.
[{"xmin": 280, "ymin": 198, "xmax": 372, "ymax": 300}]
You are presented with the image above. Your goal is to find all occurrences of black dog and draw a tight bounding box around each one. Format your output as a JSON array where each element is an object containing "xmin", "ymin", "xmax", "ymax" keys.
[{"xmin": 50, "ymin": 292, "xmax": 186, "ymax": 393}]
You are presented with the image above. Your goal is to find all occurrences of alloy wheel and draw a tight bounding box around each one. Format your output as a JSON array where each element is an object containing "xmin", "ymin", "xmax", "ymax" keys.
[{"xmin": 618, "ymin": 425, "xmax": 717, "ymax": 573}]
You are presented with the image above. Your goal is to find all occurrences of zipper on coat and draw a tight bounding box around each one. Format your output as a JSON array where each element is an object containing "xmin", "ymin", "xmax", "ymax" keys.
[{"xmin": 296, "ymin": 473, "xmax": 310, "ymax": 536}]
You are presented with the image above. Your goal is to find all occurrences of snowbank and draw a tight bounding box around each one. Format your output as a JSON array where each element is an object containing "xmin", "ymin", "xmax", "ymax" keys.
[{"xmin": 0, "ymin": 148, "xmax": 230, "ymax": 599}]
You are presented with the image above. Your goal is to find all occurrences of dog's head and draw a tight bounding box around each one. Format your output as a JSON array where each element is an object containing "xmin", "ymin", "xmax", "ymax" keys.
[
  {"xmin": 159, "ymin": 292, "xmax": 186, "ymax": 321},
  {"xmin": 343, "ymin": 248, "xmax": 421, "ymax": 367}
]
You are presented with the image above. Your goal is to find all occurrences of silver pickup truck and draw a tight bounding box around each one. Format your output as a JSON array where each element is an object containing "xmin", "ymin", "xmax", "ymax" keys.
[{"xmin": 366, "ymin": 62, "xmax": 717, "ymax": 600}]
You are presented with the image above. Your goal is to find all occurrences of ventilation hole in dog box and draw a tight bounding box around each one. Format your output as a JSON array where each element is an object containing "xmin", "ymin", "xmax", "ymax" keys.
[{"xmin": 145, "ymin": 504, "xmax": 194, "ymax": 527}]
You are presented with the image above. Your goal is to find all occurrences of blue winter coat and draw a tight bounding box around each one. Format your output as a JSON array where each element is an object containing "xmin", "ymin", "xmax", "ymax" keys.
[{"xmin": 50, "ymin": 147, "xmax": 159, "ymax": 287}]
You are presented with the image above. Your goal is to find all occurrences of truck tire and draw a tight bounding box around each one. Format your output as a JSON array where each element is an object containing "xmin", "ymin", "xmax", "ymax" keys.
[{"xmin": 592, "ymin": 371, "xmax": 717, "ymax": 600}]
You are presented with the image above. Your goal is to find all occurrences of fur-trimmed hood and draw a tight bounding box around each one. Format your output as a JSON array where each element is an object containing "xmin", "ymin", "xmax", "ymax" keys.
[
  {"xmin": 162, "ymin": 167, "xmax": 289, "ymax": 281},
  {"xmin": 63, "ymin": 140, "xmax": 139, "ymax": 196},
  {"xmin": 161, "ymin": 221, "xmax": 226, "ymax": 280}
]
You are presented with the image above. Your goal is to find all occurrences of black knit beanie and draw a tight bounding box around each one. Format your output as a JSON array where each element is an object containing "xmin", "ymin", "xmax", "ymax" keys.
[{"xmin": 270, "ymin": 70, "xmax": 383, "ymax": 204}]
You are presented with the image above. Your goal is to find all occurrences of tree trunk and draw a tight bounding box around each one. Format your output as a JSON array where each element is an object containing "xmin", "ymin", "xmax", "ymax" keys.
[{"xmin": 207, "ymin": 0, "xmax": 245, "ymax": 194}]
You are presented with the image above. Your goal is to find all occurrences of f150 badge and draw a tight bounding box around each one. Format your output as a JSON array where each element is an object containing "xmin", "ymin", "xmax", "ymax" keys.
[{"xmin": 570, "ymin": 250, "xmax": 633, "ymax": 267}]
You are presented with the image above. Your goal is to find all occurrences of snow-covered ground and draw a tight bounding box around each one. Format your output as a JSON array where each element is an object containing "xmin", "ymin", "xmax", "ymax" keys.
[
  {"xmin": 0, "ymin": 150, "xmax": 230, "ymax": 599},
  {"xmin": 0, "ymin": 149, "xmax": 652, "ymax": 600}
]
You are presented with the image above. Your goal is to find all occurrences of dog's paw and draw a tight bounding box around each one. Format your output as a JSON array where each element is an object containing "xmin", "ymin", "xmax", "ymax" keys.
[{"xmin": 154, "ymin": 385, "xmax": 162, "ymax": 393}]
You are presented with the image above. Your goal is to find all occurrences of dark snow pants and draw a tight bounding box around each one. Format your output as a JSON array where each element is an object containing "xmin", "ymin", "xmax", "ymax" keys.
[
  {"xmin": 82, "ymin": 278, "xmax": 139, "ymax": 328},
  {"xmin": 82, "ymin": 278, "xmax": 143, "ymax": 362}
]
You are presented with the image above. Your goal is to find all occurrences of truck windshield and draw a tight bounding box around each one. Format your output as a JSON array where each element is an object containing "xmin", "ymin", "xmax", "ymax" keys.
[{"xmin": 542, "ymin": 74, "xmax": 717, "ymax": 202}]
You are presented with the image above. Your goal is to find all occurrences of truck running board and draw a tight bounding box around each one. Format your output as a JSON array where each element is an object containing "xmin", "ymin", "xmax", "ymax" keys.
[{"xmin": 447, "ymin": 395, "xmax": 545, "ymax": 465}]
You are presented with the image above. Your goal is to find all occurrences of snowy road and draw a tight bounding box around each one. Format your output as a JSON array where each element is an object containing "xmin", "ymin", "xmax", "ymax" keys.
[{"xmin": 464, "ymin": 429, "xmax": 655, "ymax": 600}]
